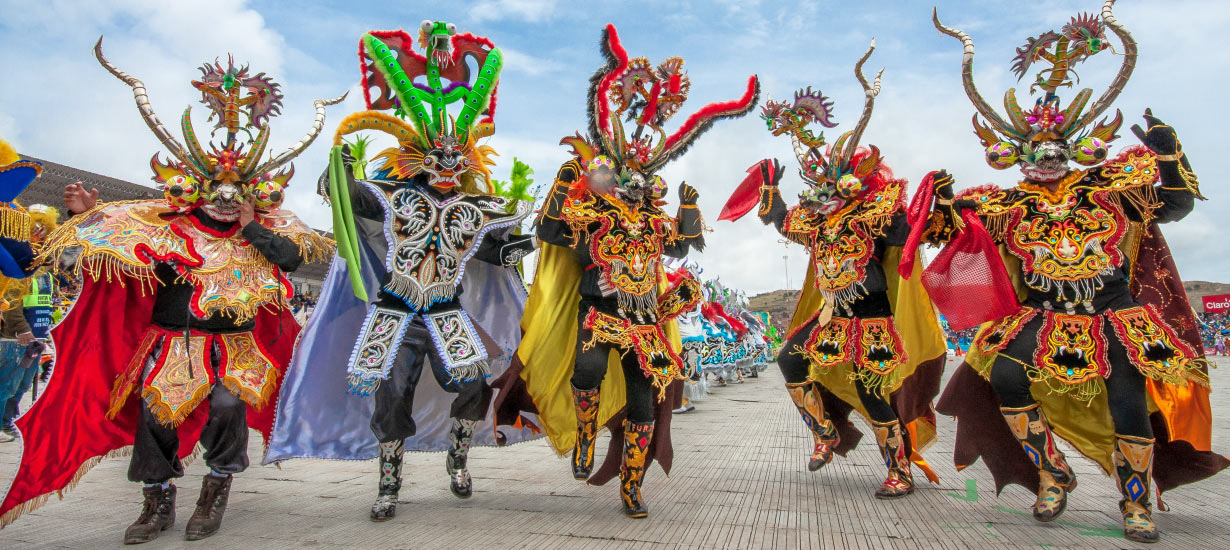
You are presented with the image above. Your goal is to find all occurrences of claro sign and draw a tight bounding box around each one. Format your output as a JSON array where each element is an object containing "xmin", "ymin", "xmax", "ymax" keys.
[{"xmin": 1203, "ymin": 294, "xmax": 1230, "ymax": 313}]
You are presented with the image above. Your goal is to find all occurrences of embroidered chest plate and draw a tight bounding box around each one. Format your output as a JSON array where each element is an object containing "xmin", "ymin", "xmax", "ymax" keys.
[
  {"xmin": 786, "ymin": 183, "xmax": 901, "ymax": 309},
  {"xmin": 994, "ymin": 173, "xmax": 1128, "ymax": 303},
  {"xmin": 562, "ymin": 194, "xmax": 673, "ymax": 303},
  {"xmin": 367, "ymin": 182, "xmax": 528, "ymax": 311}
]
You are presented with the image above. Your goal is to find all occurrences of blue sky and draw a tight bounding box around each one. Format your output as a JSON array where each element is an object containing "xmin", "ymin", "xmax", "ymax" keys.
[{"xmin": 2, "ymin": 0, "xmax": 1228, "ymax": 293}]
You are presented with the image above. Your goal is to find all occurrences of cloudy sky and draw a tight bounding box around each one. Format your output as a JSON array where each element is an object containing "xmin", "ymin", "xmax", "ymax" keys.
[{"xmin": 2, "ymin": 0, "xmax": 1227, "ymax": 294}]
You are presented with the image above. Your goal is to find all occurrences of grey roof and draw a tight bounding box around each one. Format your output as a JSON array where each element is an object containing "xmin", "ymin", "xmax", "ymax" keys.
[{"xmin": 17, "ymin": 155, "xmax": 331, "ymax": 286}]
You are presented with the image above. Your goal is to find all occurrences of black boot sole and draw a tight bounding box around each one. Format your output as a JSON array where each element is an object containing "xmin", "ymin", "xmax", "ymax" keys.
[{"xmin": 123, "ymin": 524, "xmax": 170, "ymax": 546}]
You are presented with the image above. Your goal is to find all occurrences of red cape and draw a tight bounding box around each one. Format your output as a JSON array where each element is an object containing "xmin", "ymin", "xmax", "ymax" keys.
[{"xmin": 0, "ymin": 274, "xmax": 299, "ymax": 527}]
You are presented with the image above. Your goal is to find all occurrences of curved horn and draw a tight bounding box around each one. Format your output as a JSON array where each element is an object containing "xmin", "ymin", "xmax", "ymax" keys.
[
  {"xmin": 1075, "ymin": 0, "xmax": 1136, "ymax": 130},
  {"xmin": 94, "ymin": 37, "xmax": 201, "ymax": 177},
  {"xmin": 789, "ymin": 133, "xmax": 810, "ymax": 167},
  {"xmin": 251, "ymin": 92, "xmax": 348, "ymax": 176},
  {"xmin": 932, "ymin": 9, "xmax": 1013, "ymax": 137},
  {"xmin": 840, "ymin": 39, "xmax": 884, "ymax": 168}
]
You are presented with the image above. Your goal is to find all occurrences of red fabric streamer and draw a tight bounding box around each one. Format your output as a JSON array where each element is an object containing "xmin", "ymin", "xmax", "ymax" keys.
[
  {"xmin": 718, "ymin": 160, "xmax": 772, "ymax": 222},
  {"xmin": 921, "ymin": 209, "xmax": 1020, "ymax": 330},
  {"xmin": 898, "ymin": 171, "xmax": 936, "ymax": 278},
  {"xmin": 659, "ymin": 76, "xmax": 759, "ymax": 154},
  {"xmin": 0, "ymin": 275, "xmax": 299, "ymax": 526}
]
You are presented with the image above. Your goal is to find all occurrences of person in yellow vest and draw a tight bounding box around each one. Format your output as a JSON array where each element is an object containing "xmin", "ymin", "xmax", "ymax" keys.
[{"xmin": 0, "ymin": 205, "xmax": 57, "ymax": 442}]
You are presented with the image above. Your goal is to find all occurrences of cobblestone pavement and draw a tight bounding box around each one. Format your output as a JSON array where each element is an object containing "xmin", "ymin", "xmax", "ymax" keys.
[{"xmin": 1, "ymin": 356, "xmax": 1228, "ymax": 549}]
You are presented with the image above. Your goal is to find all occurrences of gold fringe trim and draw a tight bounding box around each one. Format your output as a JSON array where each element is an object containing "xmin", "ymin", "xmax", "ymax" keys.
[
  {"xmin": 221, "ymin": 365, "xmax": 282, "ymax": 412},
  {"xmin": 981, "ymin": 210, "xmax": 1014, "ymax": 244},
  {"xmin": 850, "ymin": 364, "xmax": 908, "ymax": 400},
  {"xmin": 140, "ymin": 381, "xmax": 213, "ymax": 429},
  {"xmin": 0, "ymin": 205, "xmax": 31, "ymax": 242},
  {"xmin": 107, "ymin": 330, "xmax": 159, "ymax": 419}
]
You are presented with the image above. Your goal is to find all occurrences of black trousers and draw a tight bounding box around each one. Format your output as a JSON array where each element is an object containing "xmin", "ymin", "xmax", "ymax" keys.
[
  {"xmin": 777, "ymin": 317, "xmax": 897, "ymax": 424},
  {"xmin": 128, "ymin": 384, "xmax": 249, "ymax": 484},
  {"xmin": 370, "ymin": 321, "xmax": 490, "ymax": 443},
  {"xmin": 989, "ymin": 316, "xmax": 1152, "ymax": 438},
  {"xmin": 571, "ymin": 306, "xmax": 655, "ymax": 424}
]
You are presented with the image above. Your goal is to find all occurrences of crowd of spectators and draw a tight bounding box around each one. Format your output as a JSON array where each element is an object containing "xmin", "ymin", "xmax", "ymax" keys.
[{"xmin": 1198, "ymin": 312, "xmax": 1230, "ymax": 355}]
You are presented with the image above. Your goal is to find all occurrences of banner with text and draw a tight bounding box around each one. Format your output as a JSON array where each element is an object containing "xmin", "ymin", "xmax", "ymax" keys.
[{"xmin": 1202, "ymin": 294, "xmax": 1230, "ymax": 313}]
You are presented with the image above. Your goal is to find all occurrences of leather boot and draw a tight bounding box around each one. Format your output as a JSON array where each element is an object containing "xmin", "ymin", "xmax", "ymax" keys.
[
  {"xmin": 871, "ymin": 420, "xmax": 914, "ymax": 499},
  {"xmin": 446, "ymin": 418, "xmax": 477, "ymax": 499},
  {"xmin": 784, "ymin": 381, "xmax": 839, "ymax": 471},
  {"xmin": 620, "ymin": 420, "xmax": 653, "ymax": 518},
  {"xmin": 1114, "ymin": 434, "xmax": 1160, "ymax": 544},
  {"xmin": 123, "ymin": 484, "xmax": 176, "ymax": 545},
  {"xmin": 571, "ymin": 385, "xmax": 601, "ymax": 480},
  {"xmin": 184, "ymin": 474, "xmax": 231, "ymax": 541},
  {"xmin": 1001, "ymin": 404, "xmax": 1077, "ymax": 522},
  {"xmin": 370, "ymin": 440, "xmax": 404, "ymax": 522}
]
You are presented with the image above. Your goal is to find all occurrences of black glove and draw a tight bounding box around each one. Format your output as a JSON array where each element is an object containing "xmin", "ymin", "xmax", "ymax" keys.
[
  {"xmin": 1131, "ymin": 108, "xmax": 1180, "ymax": 157},
  {"xmin": 760, "ymin": 159, "xmax": 784, "ymax": 187},
  {"xmin": 932, "ymin": 170, "xmax": 955, "ymax": 200},
  {"xmin": 679, "ymin": 182, "xmax": 699, "ymax": 205}
]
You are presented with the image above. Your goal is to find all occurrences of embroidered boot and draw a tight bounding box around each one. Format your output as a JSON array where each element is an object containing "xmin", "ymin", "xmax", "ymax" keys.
[
  {"xmin": 1114, "ymin": 434, "xmax": 1160, "ymax": 544},
  {"xmin": 571, "ymin": 385, "xmax": 601, "ymax": 480},
  {"xmin": 620, "ymin": 420, "xmax": 654, "ymax": 518},
  {"xmin": 1000, "ymin": 404, "xmax": 1077, "ymax": 522},
  {"xmin": 871, "ymin": 420, "xmax": 915, "ymax": 499},
  {"xmin": 184, "ymin": 474, "xmax": 231, "ymax": 541},
  {"xmin": 446, "ymin": 418, "xmax": 477, "ymax": 499},
  {"xmin": 784, "ymin": 381, "xmax": 839, "ymax": 471},
  {"xmin": 123, "ymin": 484, "xmax": 176, "ymax": 545},
  {"xmin": 370, "ymin": 440, "xmax": 404, "ymax": 521}
]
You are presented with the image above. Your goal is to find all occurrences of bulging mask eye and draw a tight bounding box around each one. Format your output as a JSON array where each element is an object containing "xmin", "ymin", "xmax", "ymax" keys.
[
  {"xmin": 163, "ymin": 174, "xmax": 201, "ymax": 210},
  {"xmin": 421, "ymin": 20, "xmax": 434, "ymax": 33},
  {"xmin": 985, "ymin": 142, "xmax": 1020, "ymax": 170},
  {"xmin": 1070, "ymin": 137, "xmax": 1109, "ymax": 166}
]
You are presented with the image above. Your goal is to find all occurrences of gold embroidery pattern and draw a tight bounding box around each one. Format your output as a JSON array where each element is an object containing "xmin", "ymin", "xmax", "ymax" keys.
[
  {"xmin": 974, "ymin": 307, "xmax": 1038, "ymax": 354},
  {"xmin": 141, "ymin": 332, "xmax": 213, "ymax": 427},
  {"xmin": 791, "ymin": 182, "xmax": 904, "ymax": 310},
  {"xmin": 800, "ymin": 318, "xmax": 853, "ymax": 370},
  {"xmin": 655, "ymin": 277, "xmax": 702, "ymax": 322},
  {"xmin": 218, "ymin": 332, "xmax": 280, "ymax": 410},
  {"xmin": 1031, "ymin": 312, "xmax": 1108, "ymax": 403},
  {"xmin": 1105, "ymin": 305, "xmax": 1206, "ymax": 387},
  {"xmin": 177, "ymin": 216, "xmax": 290, "ymax": 323},
  {"xmin": 561, "ymin": 192, "xmax": 677, "ymax": 313},
  {"xmin": 853, "ymin": 317, "xmax": 908, "ymax": 396},
  {"xmin": 582, "ymin": 308, "xmax": 684, "ymax": 401}
]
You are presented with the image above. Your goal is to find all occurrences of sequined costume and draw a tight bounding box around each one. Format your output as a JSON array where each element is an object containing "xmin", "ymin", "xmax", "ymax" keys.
[
  {"xmin": 916, "ymin": 1, "xmax": 1226, "ymax": 543},
  {"xmin": 264, "ymin": 23, "xmax": 541, "ymax": 522},
  {"xmin": 492, "ymin": 23, "xmax": 758, "ymax": 518},
  {"xmin": 0, "ymin": 42, "xmax": 339, "ymax": 544},
  {"xmin": 721, "ymin": 40, "xmax": 947, "ymax": 498}
]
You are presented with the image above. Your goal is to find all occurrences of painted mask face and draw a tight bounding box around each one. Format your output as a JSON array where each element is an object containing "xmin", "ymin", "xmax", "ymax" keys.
[
  {"xmin": 1021, "ymin": 139, "xmax": 1071, "ymax": 183},
  {"xmin": 422, "ymin": 135, "xmax": 470, "ymax": 191},
  {"xmin": 799, "ymin": 183, "xmax": 844, "ymax": 216},
  {"xmin": 200, "ymin": 181, "xmax": 244, "ymax": 222},
  {"xmin": 616, "ymin": 170, "xmax": 650, "ymax": 204}
]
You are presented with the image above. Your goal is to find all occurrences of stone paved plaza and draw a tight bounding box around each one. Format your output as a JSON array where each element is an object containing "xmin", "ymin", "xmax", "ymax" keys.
[{"xmin": 1, "ymin": 356, "xmax": 1228, "ymax": 549}]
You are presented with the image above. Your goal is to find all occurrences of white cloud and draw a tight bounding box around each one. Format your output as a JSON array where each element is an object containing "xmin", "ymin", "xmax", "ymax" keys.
[
  {"xmin": 499, "ymin": 46, "xmax": 566, "ymax": 76},
  {"xmin": 470, "ymin": 0, "xmax": 561, "ymax": 23}
]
